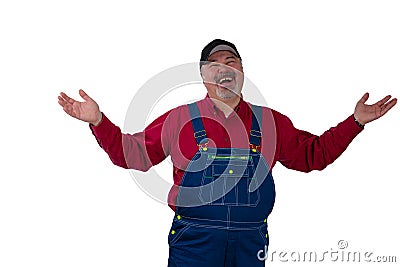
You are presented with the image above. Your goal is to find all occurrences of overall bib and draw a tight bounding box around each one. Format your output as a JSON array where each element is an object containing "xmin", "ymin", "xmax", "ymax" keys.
[{"xmin": 168, "ymin": 103, "xmax": 276, "ymax": 267}]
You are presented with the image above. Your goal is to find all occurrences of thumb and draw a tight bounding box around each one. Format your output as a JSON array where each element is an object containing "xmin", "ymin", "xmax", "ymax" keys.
[
  {"xmin": 79, "ymin": 89, "xmax": 92, "ymax": 101},
  {"xmin": 358, "ymin": 92, "xmax": 369, "ymax": 104}
]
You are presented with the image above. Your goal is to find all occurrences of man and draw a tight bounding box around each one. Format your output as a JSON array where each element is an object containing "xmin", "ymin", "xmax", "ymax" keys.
[{"xmin": 58, "ymin": 39, "xmax": 397, "ymax": 267}]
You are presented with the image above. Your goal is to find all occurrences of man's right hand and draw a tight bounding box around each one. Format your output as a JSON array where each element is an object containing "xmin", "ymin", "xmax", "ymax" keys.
[{"xmin": 58, "ymin": 89, "xmax": 102, "ymax": 126}]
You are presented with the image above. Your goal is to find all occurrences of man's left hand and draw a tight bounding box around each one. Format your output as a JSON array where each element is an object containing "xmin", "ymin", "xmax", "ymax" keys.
[{"xmin": 354, "ymin": 92, "xmax": 397, "ymax": 125}]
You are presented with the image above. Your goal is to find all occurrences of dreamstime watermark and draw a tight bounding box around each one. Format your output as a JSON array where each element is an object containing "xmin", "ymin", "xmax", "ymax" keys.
[{"xmin": 257, "ymin": 240, "xmax": 397, "ymax": 263}]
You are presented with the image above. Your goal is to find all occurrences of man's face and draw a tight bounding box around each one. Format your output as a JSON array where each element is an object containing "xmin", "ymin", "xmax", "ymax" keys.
[{"xmin": 200, "ymin": 51, "xmax": 244, "ymax": 101}]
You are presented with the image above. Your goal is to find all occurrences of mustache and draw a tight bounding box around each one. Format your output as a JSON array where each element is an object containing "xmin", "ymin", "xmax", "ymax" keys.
[{"xmin": 214, "ymin": 72, "xmax": 236, "ymax": 83}]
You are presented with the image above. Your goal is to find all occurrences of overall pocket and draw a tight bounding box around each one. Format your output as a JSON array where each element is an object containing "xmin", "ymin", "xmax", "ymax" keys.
[
  {"xmin": 168, "ymin": 220, "xmax": 192, "ymax": 246},
  {"xmin": 199, "ymin": 153, "xmax": 260, "ymax": 206}
]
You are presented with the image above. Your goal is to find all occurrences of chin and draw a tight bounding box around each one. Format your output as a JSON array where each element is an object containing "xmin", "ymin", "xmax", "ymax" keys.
[{"xmin": 216, "ymin": 86, "xmax": 241, "ymax": 99}]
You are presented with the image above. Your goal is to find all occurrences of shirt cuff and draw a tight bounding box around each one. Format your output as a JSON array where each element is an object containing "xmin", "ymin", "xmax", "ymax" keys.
[
  {"xmin": 89, "ymin": 113, "xmax": 114, "ymax": 139},
  {"xmin": 341, "ymin": 114, "xmax": 364, "ymax": 141}
]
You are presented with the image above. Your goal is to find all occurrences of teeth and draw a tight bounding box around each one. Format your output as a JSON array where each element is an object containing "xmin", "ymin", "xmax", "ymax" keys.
[{"xmin": 219, "ymin": 77, "xmax": 233, "ymax": 83}]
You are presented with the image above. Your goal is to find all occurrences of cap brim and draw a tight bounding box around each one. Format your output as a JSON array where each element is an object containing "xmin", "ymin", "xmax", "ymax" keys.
[{"xmin": 208, "ymin": 44, "xmax": 239, "ymax": 59}]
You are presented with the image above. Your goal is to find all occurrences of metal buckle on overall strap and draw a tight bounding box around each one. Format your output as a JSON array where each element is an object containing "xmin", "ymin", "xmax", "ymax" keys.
[
  {"xmin": 198, "ymin": 141, "xmax": 209, "ymax": 151},
  {"xmin": 249, "ymin": 129, "xmax": 262, "ymax": 152},
  {"xmin": 194, "ymin": 130, "xmax": 209, "ymax": 151},
  {"xmin": 249, "ymin": 143, "xmax": 260, "ymax": 153}
]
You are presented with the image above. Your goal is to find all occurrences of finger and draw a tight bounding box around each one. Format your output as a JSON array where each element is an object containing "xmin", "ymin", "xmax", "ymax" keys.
[
  {"xmin": 358, "ymin": 92, "xmax": 369, "ymax": 104},
  {"xmin": 58, "ymin": 99, "xmax": 66, "ymax": 107},
  {"xmin": 60, "ymin": 92, "xmax": 75, "ymax": 104},
  {"xmin": 63, "ymin": 104, "xmax": 76, "ymax": 117},
  {"xmin": 58, "ymin": 96, "xmax": 74, "ymax": 113},
  {"xmin": 58, "ymin": 95, "xmax": 67, "ymax": 102},
  {"xmin": 62, "ymin": 104, "xmax": 70, "ymax": 114},
  {"xmin": 79, "ymin": 89, "xmax": 92, "ymax": 101},
  {"xmin": 380, "ymin": 98, "xmax": 397, "ymax": 116},
  {"xmin": 58, "ymin": 96, "xmax": 69, "ymax": 107},
  {"xmin": 58, "ymin": 101, "xmax": 72, "ymax": 111},
  {"xmin": 375, "ymin": 95, "xmax": 392, "ymax": 107}
]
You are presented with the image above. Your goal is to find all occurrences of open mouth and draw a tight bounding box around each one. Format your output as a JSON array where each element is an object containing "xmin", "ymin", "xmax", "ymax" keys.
[{"xmin": 215, "ymin": 73, "xmax": 236, "ymax": 88}]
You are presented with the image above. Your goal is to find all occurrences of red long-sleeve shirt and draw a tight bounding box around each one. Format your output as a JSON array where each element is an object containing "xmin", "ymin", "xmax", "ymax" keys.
[{"xmin": 90, "ymin": 96, "xmax": 363, "ymax": 210}]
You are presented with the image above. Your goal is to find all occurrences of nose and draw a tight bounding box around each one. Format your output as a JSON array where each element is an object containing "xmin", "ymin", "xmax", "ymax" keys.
[{"xmin": 216, "ymin": 63, "xmax": 230, "ymax": 73}]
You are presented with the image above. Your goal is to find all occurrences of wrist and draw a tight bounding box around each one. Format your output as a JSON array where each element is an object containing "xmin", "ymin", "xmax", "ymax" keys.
[
  {"xmin": 353, "ymin": 114, "xmax": 365, "ymax": 129},
  {"xmin": 91, "ymin": 112, "xmax": 103, "ymax": 126}
]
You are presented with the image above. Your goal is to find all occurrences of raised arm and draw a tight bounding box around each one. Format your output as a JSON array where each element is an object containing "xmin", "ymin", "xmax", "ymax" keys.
[
  {"xmin": 58, "ymin": 90, "xmax": 171, "ymax": 171},
  {"xmin": 277, "ymin": 93, "xmax": 397, "ymax": 173}
]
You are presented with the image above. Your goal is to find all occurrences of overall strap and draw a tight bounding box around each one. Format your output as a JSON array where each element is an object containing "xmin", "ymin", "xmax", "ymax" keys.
[
  {"xmin": 249, "ymin": 104, "xmax": 262, "ymax": 148},
  {"xmin": 187, "ymin": 102, "xmax": 208, "ymax": 146}
]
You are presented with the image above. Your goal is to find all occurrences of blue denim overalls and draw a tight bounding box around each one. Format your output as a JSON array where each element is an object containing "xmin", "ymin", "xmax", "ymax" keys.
[{"xmin": 168, "ymin": 103, "xmax": 276, "ymax": 267}]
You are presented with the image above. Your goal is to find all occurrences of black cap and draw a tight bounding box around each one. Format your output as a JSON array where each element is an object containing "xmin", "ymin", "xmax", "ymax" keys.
[{"xmin": 200, "ymin": 39, "xmax": 241, "ymax": 69}]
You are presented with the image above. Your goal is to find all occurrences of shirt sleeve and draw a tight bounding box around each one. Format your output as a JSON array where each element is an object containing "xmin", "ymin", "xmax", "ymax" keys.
[
  {"xmin": 276, "ymin": 112, "xmax": 363, "ymax": 172},
  {"xmin": 89, "ymin": 111, "xmax": 172, "ymax": 171}
]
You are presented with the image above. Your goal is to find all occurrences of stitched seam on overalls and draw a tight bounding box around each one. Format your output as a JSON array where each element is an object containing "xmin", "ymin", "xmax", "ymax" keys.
[{"xmin": 169, "ymin": 224, "xmax": 192, "ymax": 246}]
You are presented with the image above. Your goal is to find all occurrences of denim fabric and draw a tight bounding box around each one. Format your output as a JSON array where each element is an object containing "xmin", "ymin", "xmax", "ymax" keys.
[{"xmin": 168, "ymin": 148, "xmax": 275, "ymax": 267}]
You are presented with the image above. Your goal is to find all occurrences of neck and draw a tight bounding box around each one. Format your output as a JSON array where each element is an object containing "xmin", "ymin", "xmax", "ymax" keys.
[{"xmin": 210, "ymin": 95, "xmax": 241, "ymax": 117}]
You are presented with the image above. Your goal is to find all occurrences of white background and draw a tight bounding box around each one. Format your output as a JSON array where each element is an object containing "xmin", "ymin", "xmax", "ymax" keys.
[{"xmin": 0, "ymin": 0, "xmax": 399, "ymax": 266}]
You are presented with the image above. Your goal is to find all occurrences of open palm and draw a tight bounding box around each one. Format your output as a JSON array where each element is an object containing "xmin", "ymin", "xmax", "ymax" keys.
[
  {"xmin": 354, "ymin": 93, "xmax": 397, "ymax": 125},
  {"xmin": 58, "ymin": 89, "xmax": 102, "ymax": 125}
]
